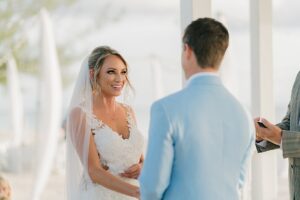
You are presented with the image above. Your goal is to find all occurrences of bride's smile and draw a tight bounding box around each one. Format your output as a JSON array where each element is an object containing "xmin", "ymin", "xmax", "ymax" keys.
[
  {"xmin": 67, "ymin": 46, "xmax": 142, "ymax": 200},
  {"xmin": 98, "ymin": 55, "xmax": 128, "ymax": 97}
]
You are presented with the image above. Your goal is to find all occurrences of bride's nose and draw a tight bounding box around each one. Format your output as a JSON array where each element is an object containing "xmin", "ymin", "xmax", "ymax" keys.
[{"xmin": 114, "ymin": 73, "xmax": 123, "ymax": 82}]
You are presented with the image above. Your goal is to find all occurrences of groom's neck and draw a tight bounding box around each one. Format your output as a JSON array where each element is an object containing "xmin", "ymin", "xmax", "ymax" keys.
[{"xmin": 184, "ymin": 66, "xmax": 218, "ymax": 80}]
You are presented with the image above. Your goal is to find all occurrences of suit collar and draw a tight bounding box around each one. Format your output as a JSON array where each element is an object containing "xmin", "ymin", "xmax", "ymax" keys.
[{"xmin": 185, "ymin": 72, "xmax": 221, "ymax": 87}]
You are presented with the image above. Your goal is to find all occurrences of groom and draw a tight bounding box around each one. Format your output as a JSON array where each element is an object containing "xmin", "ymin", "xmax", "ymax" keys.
[{"xmin": 139, "ymin": 18, "xmax": 254, "ymax": 200}]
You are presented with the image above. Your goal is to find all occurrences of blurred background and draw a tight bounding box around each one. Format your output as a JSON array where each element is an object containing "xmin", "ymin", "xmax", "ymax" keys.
[{"xmin": 0, "ymin": 0, "xmax": 299, "ymax": 199}]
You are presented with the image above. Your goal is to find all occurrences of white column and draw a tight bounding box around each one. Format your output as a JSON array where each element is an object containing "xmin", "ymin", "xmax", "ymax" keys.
[
  {"xmin": 180, "ymin": 0, "xmax": 211, "ymax": 84},
  {"xmin": 32, "ymin": 8, "xmax": 63, "ymax": 200},
  {"xmin": 250, "ymin": 0, "xmax": 277, "ymax": 200},
  {"xmin": 180, "ymin": 0, "xmax": 211, "ymax": 34},
  {"xmin": 7, "ymin": 56, "xmax": 24, "ymax": 147},
  {"xmin": 6, "ymin": 55, "xmax": 24, "ymax": 173}
]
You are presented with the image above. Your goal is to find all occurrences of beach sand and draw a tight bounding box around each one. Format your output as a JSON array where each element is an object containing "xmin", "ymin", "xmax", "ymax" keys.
[{"xmin": 2, "ymin": 171, "xmax": 65, "ymax": 200}]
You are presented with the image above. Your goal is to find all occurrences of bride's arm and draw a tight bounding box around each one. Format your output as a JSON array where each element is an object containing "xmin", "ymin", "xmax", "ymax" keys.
[
  {"xmin": 88, "ymin": 134, "xmax": 140, "ymax": 198},
  {"xmin": 69, "ymin": 107, "xmax": 139, "ymax": 198},
  {"xmin": 120, "ymin": 155, "xmax": 143, "ymax": 179}
]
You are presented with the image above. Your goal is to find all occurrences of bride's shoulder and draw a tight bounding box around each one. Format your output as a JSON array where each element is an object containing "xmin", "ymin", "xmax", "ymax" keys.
[
  {"xmin": 70, "ymin": 106, "xmax": 85, "ymax": 115},
  {"xmin": 68, "ymin": 106, "xmax": 97, "ymax": 128}
]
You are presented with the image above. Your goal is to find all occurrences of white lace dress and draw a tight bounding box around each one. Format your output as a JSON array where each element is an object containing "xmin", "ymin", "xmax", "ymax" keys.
[{"xmin": 79, "ymin": 107, "xmax": 144, "ymax": 199}]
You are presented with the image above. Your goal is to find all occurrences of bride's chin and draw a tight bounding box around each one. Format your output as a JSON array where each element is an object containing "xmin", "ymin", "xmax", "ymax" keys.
[{"xmin": 112, "ymin": 92, "xmax": 122, "ymax": 97}]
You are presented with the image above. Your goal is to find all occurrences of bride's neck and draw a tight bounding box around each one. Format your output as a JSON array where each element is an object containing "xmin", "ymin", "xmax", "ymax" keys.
[{"xmin": 93, "ymin": 94, "xmax": 117, "ymax": 111}]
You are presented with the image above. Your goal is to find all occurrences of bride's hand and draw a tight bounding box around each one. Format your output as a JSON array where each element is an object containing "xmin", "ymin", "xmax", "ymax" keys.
[{"xmin": 120, "ymin": 163, "xmax": 142, "ymax": 179}]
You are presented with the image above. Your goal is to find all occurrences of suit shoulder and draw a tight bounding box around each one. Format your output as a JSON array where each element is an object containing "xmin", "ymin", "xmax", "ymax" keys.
[
  {"xmin": 293, "ymin": 70, "xmax": 300, "ymax": 82},
  {"xmin": 295, "ymin": 70, "xmax": 300, "ymax": 83},
  {"xmin": 152, "ymin": 90, "xmax": 184, "ymax": 107},
  {"xmin": 290, "ymin": 71, "xmax": 300, "ymax": 92}
]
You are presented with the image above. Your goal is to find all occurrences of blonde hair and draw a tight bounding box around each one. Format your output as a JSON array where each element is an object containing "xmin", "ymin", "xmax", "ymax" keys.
[{"xmin": 0, "ymin": 176, "xmax": 11, "ymax": 199}]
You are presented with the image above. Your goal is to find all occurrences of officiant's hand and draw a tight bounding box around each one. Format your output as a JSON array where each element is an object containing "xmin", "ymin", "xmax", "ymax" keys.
[
  {"xmin": 120, "ymin": 163, "xmax": 142, "ymax": 179},
  {"xmin": 253, "ymin": 118, "xmax": 264, "ymax": 142},
  {"xmin": 254, "ymin": 117, "xmax": 282, "ymax": 145}
]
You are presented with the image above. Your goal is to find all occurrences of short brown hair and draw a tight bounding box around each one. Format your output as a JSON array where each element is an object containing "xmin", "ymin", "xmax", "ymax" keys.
[{"xmin": 183, "ymin": 18, "xmax": 229, "ymax": 69}]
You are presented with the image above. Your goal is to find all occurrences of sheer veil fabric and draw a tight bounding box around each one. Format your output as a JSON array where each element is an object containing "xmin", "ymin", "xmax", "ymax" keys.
[
  {"xmin": 66, "ymin": 57, "xmax": 97, "ymax": 200},
  {"xmin": 66, "ymin": 52, "xmax": 144, "ymax": 199}
]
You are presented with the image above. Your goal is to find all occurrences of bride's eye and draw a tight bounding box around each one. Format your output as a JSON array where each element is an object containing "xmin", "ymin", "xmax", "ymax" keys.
[
  {"xmin": 121, "ymin": 70, "xmax": 127, "ymax": 75},
  {"xmin": 107, "ymin": 70, "xmax": 115, "ymax": 74}
]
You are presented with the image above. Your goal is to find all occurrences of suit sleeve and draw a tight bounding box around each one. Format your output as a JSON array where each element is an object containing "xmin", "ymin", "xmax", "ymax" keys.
[
  {"xmin": 256, "ymin": 72, "xmax": 300, "ymax": 154},
  {"xmin": 278, "ymin": 72, "xmax": 300, "ymax": 158},
  {"xmin": 258, "ymin": 104, "xmax": 300, "ymax": 156},
  {"xmin": 139, "ymin": 101, "xmax": 174, "ymax": 200},
  {"xmin": 239, "ymin": 113, "xmax": 255, "ymax": 188},
  {"xmin": 239, "ymin": 138, "xmax": 254, "ymax": 188},
  {"xmin": 281, "ymin": 130, "xmax": 300, "ymax": 158},
  {"xmin": 276, "ymin": 102, "xmax": 291, "ymax": 131},
  {"xmin": 255, "ymin": 101, "xmax": 292, "ymax": 153}
]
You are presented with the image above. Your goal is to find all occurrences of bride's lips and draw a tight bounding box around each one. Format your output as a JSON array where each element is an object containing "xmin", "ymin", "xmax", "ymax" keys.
[{"xmin": 112, "ymin": 85, "xmax": 123, "ymax": 90}]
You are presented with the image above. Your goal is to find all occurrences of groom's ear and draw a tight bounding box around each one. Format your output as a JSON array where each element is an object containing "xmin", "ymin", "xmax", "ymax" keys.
[{"xmin": 183, "ymin": 44, "xmax": 193, "ymax": 60}]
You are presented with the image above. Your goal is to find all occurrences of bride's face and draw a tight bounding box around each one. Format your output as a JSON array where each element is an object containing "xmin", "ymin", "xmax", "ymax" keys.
[{"xmin": 98, "ymin": 55, "xmax": 128, "ymax": 97}]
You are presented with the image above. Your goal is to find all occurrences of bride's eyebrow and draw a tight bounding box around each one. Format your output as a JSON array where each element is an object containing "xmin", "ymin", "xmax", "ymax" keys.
[
  {"xmin": 106, "ymin": 67, "xmax": 116, "ymax": 70},
  {"xmin": 106, "ymin": 67, "xmax": 127, "ymax": 71}
]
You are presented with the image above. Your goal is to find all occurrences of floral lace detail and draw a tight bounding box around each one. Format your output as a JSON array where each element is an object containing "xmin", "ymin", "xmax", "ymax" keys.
[
  {"xmin": 79, "ymin": 104, "xmax": 144, "ymax": 199},
  {"xmin": 90, "ymin": 103, "xmax": 135, "ymax": 139},
  {"xmin": 86, "ymin": 112, "xmax": 105, "ymax": 131},
  {"xmin": 122, "ymin": 104, "xmax": 136, "ymax": 129}
]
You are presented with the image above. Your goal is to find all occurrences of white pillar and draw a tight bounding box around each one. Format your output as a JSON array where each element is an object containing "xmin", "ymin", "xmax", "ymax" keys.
[
  {"xmin": 32, "ymin": 8, "xmax": 63, "ymax": 200},
  {"xmin": 180, "ymin": 0, "xmax": 211, "ymax": 33},
  {"xmin": 7, "ymin": 56, "xmax": 24, "ymax": 147},
  {"xmin": 250, "ymin": 0, "xmax": 277, "ymax": 200},
  {"xmin": 180, "ymin": 0, "xmax": 211, "ymax": 84},
  {"xmin": 6, "ymin": 55, "xmax": 24, "ymax": 173}
]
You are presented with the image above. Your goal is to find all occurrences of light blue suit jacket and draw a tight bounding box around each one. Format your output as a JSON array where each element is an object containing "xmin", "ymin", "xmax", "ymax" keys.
[{"xmin": 139, "ymin": 74, "xmax": 254, "ymax": 200}]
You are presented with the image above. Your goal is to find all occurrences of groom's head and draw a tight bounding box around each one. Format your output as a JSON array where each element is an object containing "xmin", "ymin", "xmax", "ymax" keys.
[{"xmin": 182, "ymin": 18, "xmax": 229, "ymax": 74}]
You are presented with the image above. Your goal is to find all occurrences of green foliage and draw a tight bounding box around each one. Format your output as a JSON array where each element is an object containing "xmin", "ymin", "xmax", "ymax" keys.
[
  {"xmin": 0, "ymin": 63, "xmax": 6, "ymax": 83},
  {"xmin": 0, "ymin": 0, "xmax": 75, "ymax": 85}
]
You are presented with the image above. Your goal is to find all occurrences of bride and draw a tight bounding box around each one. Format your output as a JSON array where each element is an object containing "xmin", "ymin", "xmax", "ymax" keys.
[{"xmin": 66, "ymin": 46, "xmax": 144, "ymax": 199}]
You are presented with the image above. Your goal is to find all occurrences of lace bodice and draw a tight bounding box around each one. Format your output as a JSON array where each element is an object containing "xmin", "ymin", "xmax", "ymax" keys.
[
  {"xmin": 78, "ymin": 105, "xmax": 144, "ymax": 199},
  {"xmin": 89, "ymin": 106, "xmax": 144, "ymax": 175}
]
